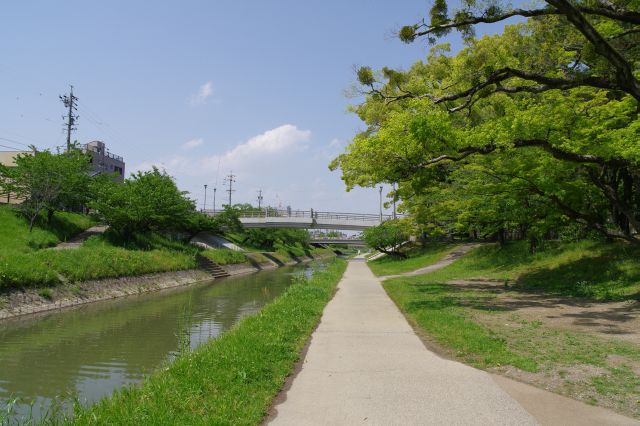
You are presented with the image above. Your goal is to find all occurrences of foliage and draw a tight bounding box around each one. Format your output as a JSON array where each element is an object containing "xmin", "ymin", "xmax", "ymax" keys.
[
  {"xmin": 91, "ymin": 168, "xmax": 195, "ymax": 239},
  {"xmin": 0, "ymin": 148, "xmax": 94, "ymax": 231},
  {"xmin": 332, "ymin": 17, "xmax": 640, "ymax": 244},
  {"xmin": 362, "ymin": 220, "xmax": 410, "ymax": 257},
  {"xmin": 240, "ymin": 228, "xmax": 311, "ymax": 251},
  {"xmin": 367, "ymin": 243, "xmax": 457, "ymax": 276},
  {"xmin": 69, "ymin": 259, "xmax": 347, "ymax": 425}
]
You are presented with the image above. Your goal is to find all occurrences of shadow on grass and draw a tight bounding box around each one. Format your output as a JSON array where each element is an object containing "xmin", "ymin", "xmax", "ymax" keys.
[{"xmin": 516, "ymin": 246, "xmax": 640, "ymax": 301}]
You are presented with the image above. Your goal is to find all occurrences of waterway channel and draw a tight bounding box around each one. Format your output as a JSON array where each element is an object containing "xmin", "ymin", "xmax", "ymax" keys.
[{"xmin": 0, "ymin": 262, "xmax": 322, "ymax": 422}]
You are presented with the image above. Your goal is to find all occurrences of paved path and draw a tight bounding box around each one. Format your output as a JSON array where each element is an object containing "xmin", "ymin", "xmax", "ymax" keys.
[
  {"xmin": 52, "ymin": 225, "xmax": 108, "ymax": 249},
  {"xmin": 267, "ymin": 258, "xmax": 637, "ymax": 426},
  {"xmin": 379, "ymin": 243, "xmax": 481, "ymax": 280}
]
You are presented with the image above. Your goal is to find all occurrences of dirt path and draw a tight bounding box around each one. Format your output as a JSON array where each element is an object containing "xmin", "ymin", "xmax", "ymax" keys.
[
  {"xmin": 379, "ymin": 243, "xmax": 481, "ymax": 280},
  {"xmin": 450, "ymin": 279, "xmax": 640, "ymax": 344}
]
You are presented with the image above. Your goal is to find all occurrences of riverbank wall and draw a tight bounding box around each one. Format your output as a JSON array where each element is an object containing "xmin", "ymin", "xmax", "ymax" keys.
[{"xmin": 0, "ymin": 253, "xmax": 334, "ymax": 322}]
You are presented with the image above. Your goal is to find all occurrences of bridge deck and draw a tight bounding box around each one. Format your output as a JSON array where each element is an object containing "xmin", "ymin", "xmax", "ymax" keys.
[{"xmin": 205, "ymin": 209, "xmax": 392, "ymax": 231}]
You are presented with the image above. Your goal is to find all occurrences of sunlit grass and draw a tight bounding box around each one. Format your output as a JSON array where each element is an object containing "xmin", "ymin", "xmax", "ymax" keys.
[{"xmin": 68, "ymin": 258, "xmax": 347, "ymax": 425}]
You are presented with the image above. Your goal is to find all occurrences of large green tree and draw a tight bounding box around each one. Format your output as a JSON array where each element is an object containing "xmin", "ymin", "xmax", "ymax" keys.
[
  {"xmin": 92, "ymin": 168, "xmax": 195, "ymax": 239},
  {"xmin": 332, "ymin": 15, "xmax": 640, "ymax": 244}
]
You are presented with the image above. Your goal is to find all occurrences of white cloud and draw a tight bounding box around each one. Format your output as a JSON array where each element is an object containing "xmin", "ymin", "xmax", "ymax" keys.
[
  {"xmin": 182, "ymin": 138, "xmax": 203, "ymax": 150},
  {"xmin": 189, "ymin": 81, "xmax": 213, "ymax": 105},
  {"xmin": 129, "ymin": 125, "xmax": 387, "ymax": 215},
  {"xmin": 132, "ymin": 124, "xmax": 311, "ymax": 179}
]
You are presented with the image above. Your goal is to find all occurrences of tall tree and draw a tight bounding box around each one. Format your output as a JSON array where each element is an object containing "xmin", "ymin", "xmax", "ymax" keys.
[
  {"xmin": 332, "ymin": 18, "xmax": 640, "ymax": 243},
  {"xmin": 92, "ymin": 168, "xmax": 195, "ymax": 239}
]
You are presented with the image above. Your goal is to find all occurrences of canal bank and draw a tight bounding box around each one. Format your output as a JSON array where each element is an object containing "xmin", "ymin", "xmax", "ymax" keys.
[
  {"xmin": 0, "ymin": 253, "xmax": 335, "ymax": 321},
  {"xmin": 0, "ymin": 259, "xmax": 344, "ymax": 424}
]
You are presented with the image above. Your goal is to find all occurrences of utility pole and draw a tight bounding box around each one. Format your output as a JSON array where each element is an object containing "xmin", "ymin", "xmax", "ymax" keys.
[
  {"xmin": 59, "ymin": 85, "xmax": 79, "ymax": 151},
  {"xmin": 213, "ymin": 187, "xmax": 217, "ymax": 213},
  {"xmin": 257, "ymin": 189, "xmax": 263, "ymax": 209},
  {"xmin": 379, "ymin": 185, "xmax": 383, "ymax": 222},
  {"xmin": 223, "ymin": 171, "xmax": 236, "ymax": 207},
  {"xmin": 203, "ymin": 184, "xmax": 208, "ymax": 211}
]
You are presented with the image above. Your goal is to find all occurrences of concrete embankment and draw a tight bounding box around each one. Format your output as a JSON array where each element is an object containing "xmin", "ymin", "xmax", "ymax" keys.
[{"xmin": 0, "ymin": 254, "xmax": 333, "ymax": 322}]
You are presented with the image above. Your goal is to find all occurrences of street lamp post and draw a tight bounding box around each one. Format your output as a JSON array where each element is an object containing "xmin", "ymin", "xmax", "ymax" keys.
[
  {"xmin": 379, "ymin": 185, "xmax": 383, "ymax": 222},
  {"xmin": 213, "ymin": 187, "xmax": 217, "ymax": 213},
  {"xmin": 392, "ymin": 182, "xmax": 397, "ymax": 220},
  {"xmin": 203, "ymin": 184, "xmax": 208, "ymax": 211}
]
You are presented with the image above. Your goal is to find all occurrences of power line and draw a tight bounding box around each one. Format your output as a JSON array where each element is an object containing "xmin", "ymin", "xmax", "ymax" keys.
[
  {"xmin": 0, "ymin": 137, "xmax": 31, "ymax": 148},
  {"xmin": 0, "ymin": 143, "xmax": 25, "ymax": 151},
  {"xmin": 76, "ymin": 99, "xmax": 128, "ymax": 146}
]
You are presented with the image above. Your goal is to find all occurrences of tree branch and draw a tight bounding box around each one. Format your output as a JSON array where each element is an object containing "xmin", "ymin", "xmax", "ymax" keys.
[
  {"xmin": 415, "ymin": 138, "xmax": 631, "ymax": 169},
  {"xmin": 375, "ymin": 67, "xmax": 622, "ymax": 109}
]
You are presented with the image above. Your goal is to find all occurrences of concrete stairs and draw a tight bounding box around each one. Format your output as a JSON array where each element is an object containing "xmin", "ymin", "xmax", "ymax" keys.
[{"xmin": 196, "ymin": 255, "xmax": 230, "ymax": 279}]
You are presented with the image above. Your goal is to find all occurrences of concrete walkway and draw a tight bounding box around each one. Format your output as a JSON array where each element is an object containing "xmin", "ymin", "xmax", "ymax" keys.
[
  {"xmin": 52, "ymin": 225, "xmax": 108, "ymax": 249},
  {"xmin": 267, "ymin": 258, "xmax": 638, "ymax": 426}
]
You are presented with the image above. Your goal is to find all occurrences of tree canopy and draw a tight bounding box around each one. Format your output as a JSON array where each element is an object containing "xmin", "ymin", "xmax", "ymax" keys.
[
  {"xmin": 91, "ymin": 168, "xmax": 196, "ymax": 239},
  {"xmin": 331, "ymin": 7, "xmax": 640, "ymax": 245},
  {"xmin": 0, "ymin": 149, "xmax": 93, "ymax": 231}
]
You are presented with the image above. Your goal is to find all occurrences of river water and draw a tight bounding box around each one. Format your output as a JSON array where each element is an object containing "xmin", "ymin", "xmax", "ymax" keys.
[{"xmin": 0, "ymin": 262, "xmax": 319, "ymax": 422}]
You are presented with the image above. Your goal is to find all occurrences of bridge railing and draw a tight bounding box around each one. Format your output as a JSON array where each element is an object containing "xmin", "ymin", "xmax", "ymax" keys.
[
  {"xmin": 238, "ymin": 209, "xmax": 393, "ymax": 222},
  {"xmin": 204, "ymin": 209, "xmax": 403, "ymax": 223}
]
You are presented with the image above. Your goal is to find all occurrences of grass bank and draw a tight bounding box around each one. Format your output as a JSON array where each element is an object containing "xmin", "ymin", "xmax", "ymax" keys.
[
  {"xmin": 68, "ymin": 258, "xmax": 347, "ymax": 425},
  {"xmin": 382, "ymin": 240, "xmax": 640, "ymax": 417},
  {"xmin": 200, "ymin": 249, "xmax": 248, "ymax": 265},
  {"xmin": 0, "ymin": 206, "xmax": 197, "ymax": 289},
  {"xmin": 367, "ymin": 243, "xmax": 457, "ymax": 276}
]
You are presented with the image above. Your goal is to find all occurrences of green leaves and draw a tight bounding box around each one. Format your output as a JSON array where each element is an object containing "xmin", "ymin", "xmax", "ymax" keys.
[
  {"xmin": 91, "ymin": 168, "xmax": 195, "ymax": 238},
  {"xmin": 336, "ymin": 15, "xmax": 640, "ymax": 242}
]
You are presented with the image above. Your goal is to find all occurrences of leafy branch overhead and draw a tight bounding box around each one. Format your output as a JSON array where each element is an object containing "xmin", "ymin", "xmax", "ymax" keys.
[
  {"xmin": 361, "ymin": 0, "xmax": 640, "ymax": 105},
  {"xmin": 333, "ymin": 1, "xmax": 640, "ymax": 245}
]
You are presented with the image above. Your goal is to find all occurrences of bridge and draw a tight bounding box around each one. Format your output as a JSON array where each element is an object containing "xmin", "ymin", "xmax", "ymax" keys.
[
  {"xmin": 310, "ymin": 238, "xmax": 367, "ymax": 246},
  {"xmin": 205, "ymin": 209, "xmax": 391, "ymax": 231}
]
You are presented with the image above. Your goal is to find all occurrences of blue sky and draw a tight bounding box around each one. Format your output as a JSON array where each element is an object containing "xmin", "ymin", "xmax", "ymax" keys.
[{"xmin": 0, "ymin": 1, "xmax": 508, "ymax": 213}]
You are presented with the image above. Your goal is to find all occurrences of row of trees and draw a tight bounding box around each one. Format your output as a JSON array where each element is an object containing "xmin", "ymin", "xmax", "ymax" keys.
[
  {"xmin": 0, "ymin": 148, "xmax": 229, "ymax": 238},
  {"xmin": 331, "ymin": 0, "xmax": 639, "ymax": 248}
]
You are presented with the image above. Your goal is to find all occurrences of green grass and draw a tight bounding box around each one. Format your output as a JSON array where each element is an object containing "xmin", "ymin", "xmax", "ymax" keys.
[
  {"xmin": 367, "ymin": 243, "xmax": 457, "ymax": 276},
  {"xmin": 200, "ymin": 249, "xmax": 248, "ymax": 265},
  {"xmin": 384, "ymin": 279, "xmax": 538, "ymax": 371},
  {"xmin": 68, "ymin": 258, "xmax": 347, "ymax": 425},
  {"xmin": 416, "ymin": 240, "xmax": 640, "ymax": 301},
  {"xmin": 0, "ymin": 206, "xmax": 95, "ymax": 253},
  {"xmin": 0, "ymin": 207, "xmax": 198, "ymax": 289},
  {"xmin": 35, "ymin": 246, "xmax": 196, "ymax": 282}
]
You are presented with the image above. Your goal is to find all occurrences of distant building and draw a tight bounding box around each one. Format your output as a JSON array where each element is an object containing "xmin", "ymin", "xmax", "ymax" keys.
[
  {"xmin": 81, "ymin": 141, "xmax": 125, "ymax": 181},
  {"xmin": 0, "ymin": 150, "xmax": 29, "ymax": 204}
]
